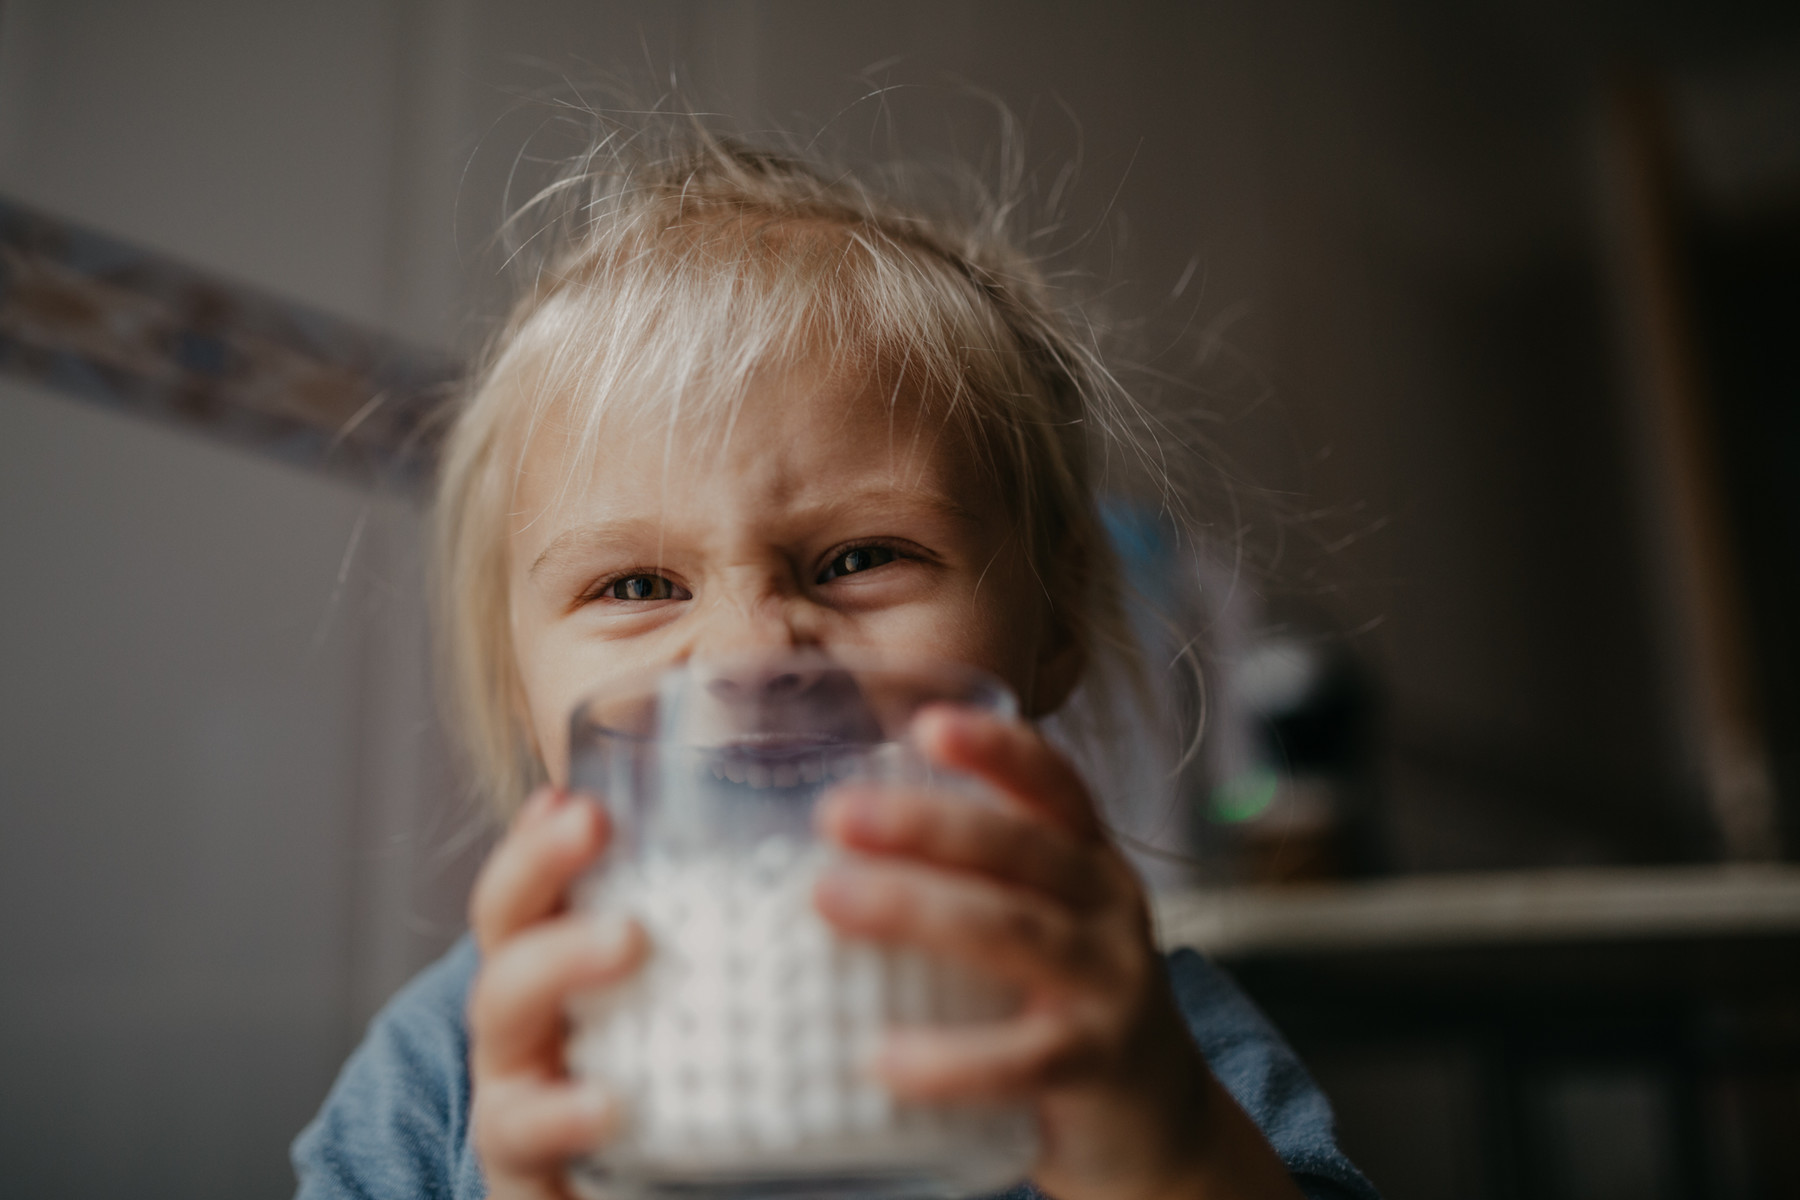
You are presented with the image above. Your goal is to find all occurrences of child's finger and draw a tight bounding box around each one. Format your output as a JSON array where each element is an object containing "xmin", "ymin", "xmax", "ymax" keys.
[
  {"xmin": 510, "ymin": 784, "xmax": 563, "ymax": 832},
  {"xmin": 875, "ymin": 1010, "xmax": 1080, "ymax": 1101},
  {"xmin": 471, "ymin": 794, "xmax": 609, "ymax": 953},
  {"xmin": 815, "ymin": 858, "xmax": 1106, "ymax": 990},
  {"xmin": 912, "ymin": 706, "xmax": 1101, "ymax": 839},
  {"xmin": 472, "ymin": 1072, "xmax": 619, "ymax": 1175},
  {"xmin": 817, "ymin": 783, "xmax": 1116, "ymax": 909},
  {"xmin": 469, "ymin": 912, "xmax": 646, "ymax": 1076}
]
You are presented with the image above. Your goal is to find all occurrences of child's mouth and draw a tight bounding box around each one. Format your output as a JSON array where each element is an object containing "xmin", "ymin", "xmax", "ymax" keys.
[{"xmin": 704, "ymin": 734, "xmax": 865, "ymax": 789}]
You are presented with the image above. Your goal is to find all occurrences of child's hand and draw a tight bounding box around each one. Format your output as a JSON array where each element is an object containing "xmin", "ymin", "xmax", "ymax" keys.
[
  {"xmin": 466, "ymin": 787, "xmax": 643, "ymax": 1200},
  {"xmin": 815, "ymin": 707, "xmax": 1305, "ymax": 1200}
]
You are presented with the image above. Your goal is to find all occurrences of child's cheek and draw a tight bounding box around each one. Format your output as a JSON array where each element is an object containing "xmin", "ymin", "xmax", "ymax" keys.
[
  {"xmin": 859, "ymin": 607, "xmax": 1042, "ymax": 713},
  {"xmin": 510, "ymin": 624, "xmax": 586, "ymax": 785}
]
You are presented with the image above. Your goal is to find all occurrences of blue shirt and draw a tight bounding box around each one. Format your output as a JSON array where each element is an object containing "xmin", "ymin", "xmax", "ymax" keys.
[{"xmin": 293, "ymin": 938, "xmax": 1377, "ymax": 1199}]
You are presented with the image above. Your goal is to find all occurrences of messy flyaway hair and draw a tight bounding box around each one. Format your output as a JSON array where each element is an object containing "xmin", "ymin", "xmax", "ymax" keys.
[{"xmin": 434, "ymin": 108, "xmax": 1203, "ymax": 823}]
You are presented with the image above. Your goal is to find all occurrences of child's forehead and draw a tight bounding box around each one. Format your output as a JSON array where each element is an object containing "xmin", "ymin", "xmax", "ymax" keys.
[{"xmin": 507, "ymin": 349, "xmax": 989, "ymax": 522}]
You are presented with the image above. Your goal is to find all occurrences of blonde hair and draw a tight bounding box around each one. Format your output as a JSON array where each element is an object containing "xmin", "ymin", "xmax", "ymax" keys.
[{"xmin": 434, "ymin": 119, "xmax": 1169, "ymax": 818}]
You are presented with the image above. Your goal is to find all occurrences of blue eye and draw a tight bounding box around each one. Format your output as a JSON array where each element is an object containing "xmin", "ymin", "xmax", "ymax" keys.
[
  {"xmin": 606, "ymin": 574, "xmax": 679, "ymax": 601},
  {"xmin": 820, "ymin": 545, "xmax": 897, "ymax": 582}
]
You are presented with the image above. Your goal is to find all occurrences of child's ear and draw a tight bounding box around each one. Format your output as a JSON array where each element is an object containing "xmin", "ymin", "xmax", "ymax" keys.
[{"xmin": 1026, "ymin": 619, "xmax": 1084, "ymax": 717}]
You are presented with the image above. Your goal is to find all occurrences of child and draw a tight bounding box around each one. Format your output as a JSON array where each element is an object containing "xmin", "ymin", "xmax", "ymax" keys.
[{"xmin": 292, "ymin": 125, "xmax": 1379, "ymax": 1200}]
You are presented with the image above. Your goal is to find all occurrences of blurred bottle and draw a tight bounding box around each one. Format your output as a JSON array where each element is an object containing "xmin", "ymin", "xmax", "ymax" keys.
[
  {"xmin": 1210, "ymin": 634, "xmax": 1376, "ymax": 883},
  {"xmin": 1087, "ymin": 498, "xmax": 1380, "ymax": 887}
]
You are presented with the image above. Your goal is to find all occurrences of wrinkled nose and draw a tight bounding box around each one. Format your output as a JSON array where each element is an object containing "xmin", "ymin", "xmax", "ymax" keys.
[
  {"xmin": 685, "ymin": 648, "xmax": 875, "ymax": 749},
  {"xmin": 682, "ymin": 579, "xmax": 831, "ymax": 715},
  {"xmin": 686, "ymin": 575, "xmax": 824, "ymax": 664},
  {"xmin": 699, "ymin": 653, "xmax": 833, "ymax": 706}
]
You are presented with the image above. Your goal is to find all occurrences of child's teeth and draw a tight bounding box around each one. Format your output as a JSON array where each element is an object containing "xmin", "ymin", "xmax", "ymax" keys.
[
  {"xmin": 772, "ymin": 762, "xmax": 800, "ymax": 788},
  {"xmin": 725, "ymin": 761, "xmax": 748, "ymax": 784},
  {"xmin": 710, "ymin": 762, "xmax": 726, "ymax": 781},
  {"xmin": 800, "ymin": 757, "xmax": 824, "ymax": 784},
  {"xmin": 829, "ymin": 755, "xmax": 858, "ymax": 780},
  {"xmin": 746, "ymin": 762, "xmax": 773, "ymax": 789}
]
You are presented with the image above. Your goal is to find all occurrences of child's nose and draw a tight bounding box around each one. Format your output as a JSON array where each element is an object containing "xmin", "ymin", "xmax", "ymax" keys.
[
  {"xmin": 686, "ymin": 585, "xmax": 824, "ymax": 662},
  {"xmin": 699, "ymin": 658, "xmax": 833, "ymax": 705},
  {"xmin": 685, "ymin": 591, "xmax": 841, "ymax": 717}
]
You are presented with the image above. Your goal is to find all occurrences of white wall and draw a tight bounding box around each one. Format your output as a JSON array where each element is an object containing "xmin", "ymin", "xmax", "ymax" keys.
[
  {"xmin": 0, "ymin": 377, "xmax": 373, "ymax": 1196},
  {"xmin": 0, "ymin": 3, "xmax": 475, "ymax": 1194}
]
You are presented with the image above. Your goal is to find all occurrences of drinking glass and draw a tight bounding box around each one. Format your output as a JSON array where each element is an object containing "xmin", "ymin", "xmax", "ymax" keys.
[{"xmin": 563, "ymin": 650, "xmax": 1039, "ymax": 1200}]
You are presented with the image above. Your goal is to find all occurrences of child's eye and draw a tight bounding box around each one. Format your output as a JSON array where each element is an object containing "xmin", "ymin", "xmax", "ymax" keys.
[
  {"xmin": 598, "ymin": 574, "xmax": 686, "ymax": 602},
  {"xmin": 818, "ymin": 544, "xmax": 898, "ymax": 582}
]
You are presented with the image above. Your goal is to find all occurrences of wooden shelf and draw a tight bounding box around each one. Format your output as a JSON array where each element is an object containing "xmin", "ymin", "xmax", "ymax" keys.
[{"xmin": 1153, "ymin": 864, "xmax": 1800, "ymax": 957}]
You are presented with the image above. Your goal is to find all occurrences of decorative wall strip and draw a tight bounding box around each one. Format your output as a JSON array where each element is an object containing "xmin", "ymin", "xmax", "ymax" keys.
[{"xmin": 0, "ymin": 195, "xmax": 458, "ymax": 485}]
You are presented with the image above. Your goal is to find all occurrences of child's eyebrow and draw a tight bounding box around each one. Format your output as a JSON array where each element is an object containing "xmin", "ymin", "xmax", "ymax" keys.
[
  {"xmin": 529, "ymin": 521, "xmax": 667, "ymax": 580},
  {"xmin": 528, "ymin": 489, "xmax": 986, "ymax": 581}
]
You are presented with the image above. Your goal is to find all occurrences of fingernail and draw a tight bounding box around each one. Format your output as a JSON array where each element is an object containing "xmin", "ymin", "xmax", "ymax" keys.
[
  {"xmin": 815, "ymin": 866, "xmax": 851, "ymax": 907},
  {"xmin": 872, "ymin": 1030, "xmax": 915, "ymax": 1078},
  {"xmin": 577, "ymin": 1084, "xmax": 619, "ymax": 1133},
  {"xmin": 911, "ymin": 705, "xmax": 951, "ymax": 737},
  {"xmin": 913, "ymin": 704, "xmax": 976, "ymax": 755},
  {"xmin": 552, "ymin": 800, "xmax": 594, "ymax": 845},
  {"xmin": 513, "ymin": 787, "xmax": 556, "ymax": 828},
  {"xmin": 588, "ymin": 911, "xmax": 636, "ymax": 960},
  {"xmin": 821, "ymin": 789, "xmax": 873, "ymax": 837},
  {"xmin": 815, "ymin": 866, "xmax": 873, "ymax": 918}
]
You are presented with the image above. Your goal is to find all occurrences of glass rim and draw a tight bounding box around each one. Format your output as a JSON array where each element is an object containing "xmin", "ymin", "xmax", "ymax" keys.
[{"xmin": 568, "ymin": 648, "xmax": 1018, "ymax": 747}]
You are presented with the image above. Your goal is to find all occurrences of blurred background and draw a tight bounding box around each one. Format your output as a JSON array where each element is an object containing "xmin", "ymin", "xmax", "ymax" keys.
[{"xmin": 2, "ymin": 2, "xmax": 1798, "ymax": 1197}]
